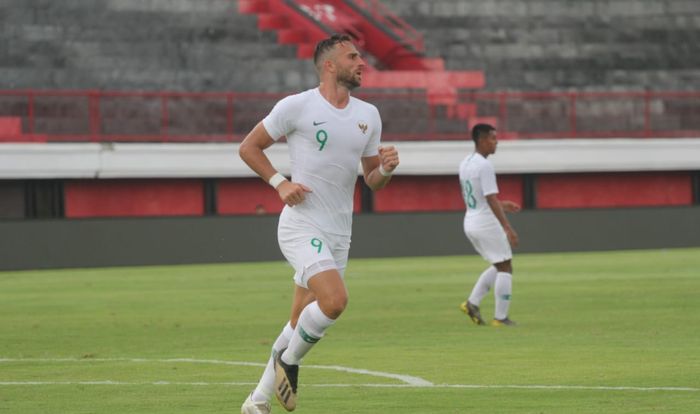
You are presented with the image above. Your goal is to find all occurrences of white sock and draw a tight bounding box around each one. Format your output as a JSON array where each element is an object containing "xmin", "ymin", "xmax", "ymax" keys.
[
  {"xmin": 251, "ymin": 322, "xmax": 294, "ymax": 402},
  {"xmin": 494, "ymin": 272, "xmax": 513, "ymax": 320},
  {"xmin": 282, "ymin": 301, "xmax": 335, "ymax": 366},
  {"xmin": 468, "ymin": 266, "xmax": 497, "ymax": 306}
]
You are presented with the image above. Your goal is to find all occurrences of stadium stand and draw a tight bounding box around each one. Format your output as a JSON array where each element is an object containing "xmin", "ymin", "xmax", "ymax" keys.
[
  {"xmin": 379, "ymin": 0, "xmax": 700, "ymax": 91},
  {"xmin": 1, "ymin": 0, "xmax": 699, "ymax": 92}
]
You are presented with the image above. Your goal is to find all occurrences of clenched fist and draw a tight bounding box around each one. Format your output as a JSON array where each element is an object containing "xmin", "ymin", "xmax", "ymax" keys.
[{"xmin": 378, "ymin": 145, "xmax": 399, "ymax": 174}]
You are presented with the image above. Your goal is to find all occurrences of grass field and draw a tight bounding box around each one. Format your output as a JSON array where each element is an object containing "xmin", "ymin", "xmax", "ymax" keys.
[{"xmin": 1, "ymin": 248, "xmax": 699, "ymax": 413}]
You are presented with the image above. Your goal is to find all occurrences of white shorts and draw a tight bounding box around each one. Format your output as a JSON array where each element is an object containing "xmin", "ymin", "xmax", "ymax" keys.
[
  {"xmin": 278, "ymin": 215, "xmax": 350, "ymax": 288},
  {"xmin": 464, "ymin": 221, "xmax": 512, "ymax": 264}
]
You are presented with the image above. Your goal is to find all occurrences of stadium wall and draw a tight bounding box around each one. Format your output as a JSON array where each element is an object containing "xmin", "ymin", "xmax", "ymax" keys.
[
  {"xmin": 0, "ymin": 206, "xmax": 699, "ymax": 271},
  {"xmin": 1, "ymin": 139, "xmax": 699, "ymax": 217}
]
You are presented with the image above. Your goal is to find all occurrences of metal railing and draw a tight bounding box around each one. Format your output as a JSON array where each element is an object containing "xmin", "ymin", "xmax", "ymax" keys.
[
  {"xmin": 349, "ymin": 0, "xmax": 425, "ymax": 52},
  {"xmin": 1, "ymin": 89, "xmax": 699, "ymax": 142}
]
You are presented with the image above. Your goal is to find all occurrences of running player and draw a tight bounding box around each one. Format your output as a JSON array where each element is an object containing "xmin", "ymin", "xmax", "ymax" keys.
[{"xmin": 239, "ymin": 34, "xmax": 399, "ymax": 413}]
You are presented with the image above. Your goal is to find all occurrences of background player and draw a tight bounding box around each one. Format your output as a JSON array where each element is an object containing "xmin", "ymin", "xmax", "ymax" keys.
[{"xmin": 458, "ymin": 123, "xmax": 520, "ymax": 327}]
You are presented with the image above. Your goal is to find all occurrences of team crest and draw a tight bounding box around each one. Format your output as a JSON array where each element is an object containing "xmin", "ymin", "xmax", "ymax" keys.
[{"xmin": 358, "ymin": 123, "xmax": 368, "ymax": 134}]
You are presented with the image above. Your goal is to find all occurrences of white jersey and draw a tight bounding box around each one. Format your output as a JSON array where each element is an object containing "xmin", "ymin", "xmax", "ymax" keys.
[
  {"xmin": 263, "ymin": 87, "xmax": 381, "ymax": 236},
  {"xmin": 459, "ymin": 152, "xmax": 500, "ymax": 229}
]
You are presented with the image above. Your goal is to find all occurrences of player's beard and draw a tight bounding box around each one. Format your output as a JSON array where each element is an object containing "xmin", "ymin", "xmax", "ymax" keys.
[{"xmin": 338, "ymin": 66, "xmax": 361, "ymax": 90}]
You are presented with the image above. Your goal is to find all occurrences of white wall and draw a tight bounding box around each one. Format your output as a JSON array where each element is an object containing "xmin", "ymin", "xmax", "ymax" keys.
[{"xmin": 2, "ymin": 138, "xmax": 700, "ymax": 179}]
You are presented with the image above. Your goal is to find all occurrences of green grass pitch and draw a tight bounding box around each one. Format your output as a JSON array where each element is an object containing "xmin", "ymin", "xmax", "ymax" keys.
[{"xmin": 1, "ymin": 248, "xmax": 699, "ymax": 413}]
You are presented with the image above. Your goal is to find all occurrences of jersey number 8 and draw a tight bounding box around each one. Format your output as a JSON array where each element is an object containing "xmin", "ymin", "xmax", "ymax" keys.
[{"xmin": 462, "ymin": 179, "xmax": 477, "ymax": 208}]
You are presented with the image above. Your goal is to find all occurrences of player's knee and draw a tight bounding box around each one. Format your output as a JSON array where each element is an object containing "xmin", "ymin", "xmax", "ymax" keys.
[
  {"xmin": 319, "ymin": 292, "xmax": 348, "ymax": 319},
  {"xmin": 495, "ymin": 260, "xmax": 513, "ymax": 274}
]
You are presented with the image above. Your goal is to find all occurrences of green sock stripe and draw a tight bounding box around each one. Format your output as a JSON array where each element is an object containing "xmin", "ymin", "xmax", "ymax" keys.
[{"xmin": 299, "ymin": 326, "xmax": 321, "ymax": 344}]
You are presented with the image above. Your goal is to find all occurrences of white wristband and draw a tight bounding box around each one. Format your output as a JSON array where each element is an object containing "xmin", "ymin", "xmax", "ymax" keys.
[
  {"xmin": 268, "ymin": 172, "xmax": 287, "ymax": 189},
  {"xmin": 378, "ymin": 164, "xmax": 393, "ymax": 177}
]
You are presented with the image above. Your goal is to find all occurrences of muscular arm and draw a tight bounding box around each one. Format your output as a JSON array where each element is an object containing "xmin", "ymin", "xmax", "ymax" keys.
[
  {"xmin": 361, "ymin": 145, "xmax": 399, "ymax": 191},
  {"xmin": 486, "ymin": 194, "xmax": 519, "ymax": 247},
  {"xmin": 238, "ymin": 121, "xmax": 311, "ymax": 206},
  {"xmin": 238, "ymin": 121, "xmax": 278, "ymax": 181}
]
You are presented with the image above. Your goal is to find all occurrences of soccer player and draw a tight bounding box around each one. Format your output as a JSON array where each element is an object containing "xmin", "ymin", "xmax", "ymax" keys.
[
  {"xmin": 238, "ymin": 34, "xmax": 399, "ymax": 413},
  {"xmin": 458, "ymin": 123, "xmax": 520, "ymax": 327}
]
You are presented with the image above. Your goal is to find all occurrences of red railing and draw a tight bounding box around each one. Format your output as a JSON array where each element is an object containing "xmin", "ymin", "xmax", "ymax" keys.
[
  {"xmin": 1, "ymin": 89, "xmax": 699, "ymax": 142},
  {"xmin": 348, "ymin": 0, "xmax": 425, "ymax": 53}
]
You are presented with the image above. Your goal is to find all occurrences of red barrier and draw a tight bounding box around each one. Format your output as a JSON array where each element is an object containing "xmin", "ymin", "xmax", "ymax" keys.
[
  {"xmin": 59, "ymin": 173, "xmax": 694, "ymax": 218},
  {"xmin": 0, "ymin": 117, "xmax": 21, "ymax": 135},
  {"xmin": 537, "ymin": 172, "xmax": 693, "ymax": 209},
  {"xmin": 65, "ymin": 179, "xmax": 204, "ymax": 218},
  {"xmin": 2, "ymin": 89, "xmax": 700, "ymax": 142}
]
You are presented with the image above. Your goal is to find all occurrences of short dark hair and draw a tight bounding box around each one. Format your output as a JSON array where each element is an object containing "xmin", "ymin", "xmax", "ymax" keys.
[
  {"xmin": 313, "ymin": 33, "xmax": 353, "ymax": 69},
  {"xmin": 471, "ymin": 123, "xmax": 496, "ymax": 144}
]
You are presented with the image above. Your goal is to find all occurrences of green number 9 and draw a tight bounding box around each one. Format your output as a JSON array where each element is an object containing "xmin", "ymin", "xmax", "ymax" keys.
[
  {"xmin": 316, "ymin": 130, "xmax": 328, "ymax": 151},
  {"xmin": 311, "ymin": 238, "xmax": 323, "ymax": 253}
]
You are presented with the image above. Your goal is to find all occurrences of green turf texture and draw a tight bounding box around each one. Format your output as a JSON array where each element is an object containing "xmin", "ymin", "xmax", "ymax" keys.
[{"xmin": 1, "ymin": 248, "xmax": 699, "ymax": 413}]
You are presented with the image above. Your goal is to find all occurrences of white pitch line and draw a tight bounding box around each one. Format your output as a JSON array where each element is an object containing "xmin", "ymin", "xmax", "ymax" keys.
[
  {"xmin": 0, "ymin": 357, "xmax": 431, "ymax": 387},
  {"xmin": 303, "ymin": 364, "xmax": 433, "ymax": 387},
  {"xmin": 1, "ymin": 358, "xmax": 697, "ymax": 392}
]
